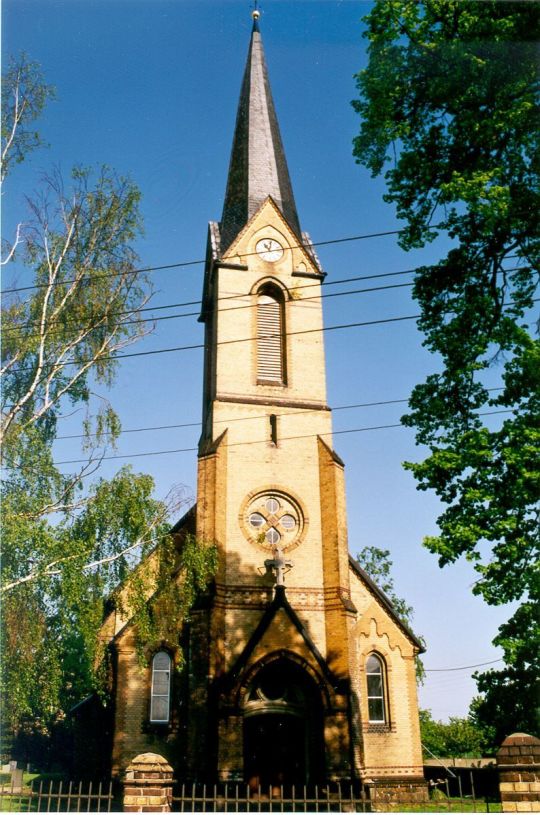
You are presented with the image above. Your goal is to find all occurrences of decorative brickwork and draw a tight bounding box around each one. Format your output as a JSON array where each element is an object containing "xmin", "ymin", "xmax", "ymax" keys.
[
  {"xmin": 102, "ymin": 15, "xmax": 426, "ymax": 790},
  {"xmin": 497, "ymin": 732, "xmax": 540, "ymax": 813},
  {"xmin": 123, "ymin": 753, "xmax": 173, "ymax": 813}
]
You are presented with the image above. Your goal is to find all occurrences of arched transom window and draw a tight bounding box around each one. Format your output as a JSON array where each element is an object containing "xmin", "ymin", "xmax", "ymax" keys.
[
  {"xmin": 150, "ymin": 651, "xmax": 171, "ymax": 723},
  {"xmin": 366, "ymin": 654, "xmax": 387, "ymax": 724},
  {"xmin": 257, "ymin": 289, "xmax": 285, "ymax": 384}
]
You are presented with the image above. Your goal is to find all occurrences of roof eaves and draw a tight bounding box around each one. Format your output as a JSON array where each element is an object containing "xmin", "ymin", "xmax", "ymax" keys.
[{"xmin": 348, "ymin": 555, "xmax": 425, "ymax": 653}]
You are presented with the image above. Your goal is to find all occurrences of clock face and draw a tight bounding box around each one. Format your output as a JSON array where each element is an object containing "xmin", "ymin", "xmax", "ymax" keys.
[{"xmin": 256, "ymin": 238, "xmax": 284, "ymax": 262}]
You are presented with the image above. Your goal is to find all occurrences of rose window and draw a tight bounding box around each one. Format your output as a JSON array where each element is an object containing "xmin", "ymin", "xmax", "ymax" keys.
[{"xmin": 242, "ymin": 490, "xmax": 305, "ymax": 551}]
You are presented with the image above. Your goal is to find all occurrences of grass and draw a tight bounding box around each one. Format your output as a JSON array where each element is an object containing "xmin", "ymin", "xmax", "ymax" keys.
[
  {"xmin": 395, "ymin": 801, "xmax": 502, "ymax": 813},
  {"xmin": 0, "ymin": 772, "xmax": 70, "ymax": 812},
  {"xmin": 0, "ymin": 793, "xmax": 503, "ymax": 814}
]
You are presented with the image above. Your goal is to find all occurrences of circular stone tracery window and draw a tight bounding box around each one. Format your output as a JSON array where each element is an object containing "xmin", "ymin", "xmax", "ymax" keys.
[{"xmin": 241, "ymin": 489, "xmax": 306, "ymax": 552}]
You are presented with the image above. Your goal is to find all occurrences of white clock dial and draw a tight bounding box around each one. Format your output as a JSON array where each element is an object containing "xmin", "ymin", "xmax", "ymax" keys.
[{"xmin": 256, "ymin": 238, "xmax": 284, "ymax": 262}]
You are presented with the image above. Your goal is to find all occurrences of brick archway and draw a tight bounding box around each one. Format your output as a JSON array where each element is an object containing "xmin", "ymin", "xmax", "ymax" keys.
[{"xmin": 242, "ymin": 657, "xmax": 325, "ymax": 788}]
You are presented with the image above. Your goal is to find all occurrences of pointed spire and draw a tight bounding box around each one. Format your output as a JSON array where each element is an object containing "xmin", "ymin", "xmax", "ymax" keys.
[{"xmin": 220, "ymin": 12, "xmax": 301, "ymax": 252}]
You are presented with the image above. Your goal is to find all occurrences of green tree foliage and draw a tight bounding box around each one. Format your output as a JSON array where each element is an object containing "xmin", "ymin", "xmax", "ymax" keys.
[
  {"xmin": 352, "ymin": 0, "xmax": 539, "ymax": 737},
  {"xmin": 420, "ymin": 709, "xmax": 487, "ymax": 758},
  {"xmin": 356, "ymin": 546, "xmax": 413, "ymax": 622},
  {"xmin": 355, "ymin": 546, "xmax": 425, "ymax": 680},
  {"xmin": 1, "ymin": 56, "xmax": 216, "ymax": 753},
  {"xmin": 469, "ymin": 600, "xmax": 540, "ymax": 750},
  {"xmin": 1, "ymin": 53, "xmax": 55, "ymax": 182}
]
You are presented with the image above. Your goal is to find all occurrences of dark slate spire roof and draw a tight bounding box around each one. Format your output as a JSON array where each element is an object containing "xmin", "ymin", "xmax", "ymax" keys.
[{"xmin": 220, "ymin": 15, "xmax": 301, "ymax": 252}]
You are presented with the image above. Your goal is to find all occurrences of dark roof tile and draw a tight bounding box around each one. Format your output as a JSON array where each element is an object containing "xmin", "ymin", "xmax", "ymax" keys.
[{"xmin": 220, "ymin": 25, "xmax": 301, "ymax": 251}]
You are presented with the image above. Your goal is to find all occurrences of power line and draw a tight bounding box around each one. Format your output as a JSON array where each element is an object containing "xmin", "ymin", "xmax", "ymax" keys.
[
  {"xmin": 3, "ymin": 311, "xmax": 422, "ymax": 375},
  {"xmin": 4, "ymin": 261, "xmax": 524, "ymax": 336},
  {"xmin": 3, "ymin": 278, "xmax": 416, "ymax": 337},
  {"xmin": 1, "ymin": 227, "xmax": 407, "ymax": 296},
  {"xmin": 36, "ymin": 424, "xmax": 406, "ymax": 466},
  {"xmin": 41, "ymin": 409, "xmax": 512, "ymax": 467},
  {"xmin": 424, "ymin": 658, "xmax": 502, "ymax": 673},
  {"xmin": 54, "ymin": 391, "xmax": 505, "ymax": 442},
  {"xmin": 54, "ymin": 398, "xmax": 409, "ymax": 441},
  {"xmin": 7, "ymin": 295, "xmax": 537, "ymax": 376},
  {"xmin": 3, "ymin": 224, "xmax": 525, "ymax": 300}
]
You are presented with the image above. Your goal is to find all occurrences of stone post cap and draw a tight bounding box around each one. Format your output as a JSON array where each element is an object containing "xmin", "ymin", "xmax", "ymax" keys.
[
  {"xmin": 497, "ymin": 732, "xmax": 540, "ymax": 766},
  {"xmin": 499, "ymin": 733, "xmax": 540, "ymax": 749},
  {"xmin": 125, "ymin": 752, "xmax": 173, "ymax": 777}
]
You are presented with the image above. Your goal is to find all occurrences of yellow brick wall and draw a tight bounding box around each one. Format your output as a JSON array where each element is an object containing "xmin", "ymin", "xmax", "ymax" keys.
[
  {"xmin": 349, "ymin": 578, "xmax": 424, "ymax": 779},
  {"xmin": 108, "ymin": 199, "xmax": 425, "ymax": 783}
]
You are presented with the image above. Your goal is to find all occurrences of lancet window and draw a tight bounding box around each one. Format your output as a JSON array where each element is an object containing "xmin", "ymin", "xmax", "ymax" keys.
[
  {"xmin": 366, "ymin": 653, "xmax": 387, "ymax": 724},
  {"xmin": 150, "ymin": 651, "xmax": 171, "ymax": 723}
]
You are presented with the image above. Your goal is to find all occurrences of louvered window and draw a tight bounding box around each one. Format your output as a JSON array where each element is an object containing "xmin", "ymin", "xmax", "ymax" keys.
[{"xmin": 257, "ymin": 292, "xmax": 284, "ymax": 383}]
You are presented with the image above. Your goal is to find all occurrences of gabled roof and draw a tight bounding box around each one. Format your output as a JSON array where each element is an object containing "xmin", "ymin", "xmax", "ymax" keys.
[
  {"xmin": 102, "ymin": 506, "xmax": 197, "ymax": 642},
  {"xmin": 220, "ymin": 17, "xmax": 301, "ymax": 252},
  {"xmin": 222, "ymin": 194, "xmax": 320, "ymax": 273},
  {"xmin": 348, "ymin": 555, "xmax": 425, "ymax": 653},
  {"xmin": 225, "ymin": 585, "xmax": 338, "ymax": 690}
]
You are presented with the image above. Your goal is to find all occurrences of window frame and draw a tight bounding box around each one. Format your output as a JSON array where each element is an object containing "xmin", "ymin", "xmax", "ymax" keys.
[
  {"xmin": 150, "ymin": 650, "xmax": 172, "ymax": 724},
  {"xmin": 365, "ymin": 653, "xmax": 388, "ymax": 725},
  {"xmin": 256, "ymin": 285, "xmax": 286, "ymax": 386}
]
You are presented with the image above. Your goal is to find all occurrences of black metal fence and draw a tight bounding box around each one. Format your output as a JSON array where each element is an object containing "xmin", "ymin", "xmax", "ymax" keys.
[
  {"xmin": 0, "ymin": 779, "xmax": 120, "ymax": 812},
  {"xmin": 170, "ymin": 779, "xmax": 499, "ymax": 813},
  {"xmin": 172, "ymin": 781, "xmax": 369, "ymax": 812},
  {"xmin": 0, "ymin": 776, "xmax": 500, "ymax": 812}
]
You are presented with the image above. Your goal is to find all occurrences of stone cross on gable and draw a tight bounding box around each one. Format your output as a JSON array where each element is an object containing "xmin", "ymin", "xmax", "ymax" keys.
[{"xmin": 264, "ymin": 545, "xmax": 293, "ymax": 587}]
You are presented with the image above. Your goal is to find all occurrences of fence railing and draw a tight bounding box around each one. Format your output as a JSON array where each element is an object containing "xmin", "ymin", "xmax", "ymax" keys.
[
  {"xmin": 0, "ymin": 776, "xmax": 501, "ymax": 812},
  {"xmin": 370, "ymin": 778, "xmax": 500, "ymax": 812},
  {"xmin": 170, "ymin": 780, "xmax": 499, "ymax": 813},
  {"xmin": 0, "ymin": 779, "xmax": 119, "ymax": 812},
  {"xmin": 172, "ymin": 781, "xmax": 369, "ymax": 812}
]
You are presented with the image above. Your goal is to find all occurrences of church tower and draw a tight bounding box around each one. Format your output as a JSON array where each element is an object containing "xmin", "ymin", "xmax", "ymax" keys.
[
  {"xmin": 104, "ymin": 11, "xmax": 425, "ymax": 793},
  {"xmin": 190, "ymin": 11, "xmax": 425, "ymax": 786}
]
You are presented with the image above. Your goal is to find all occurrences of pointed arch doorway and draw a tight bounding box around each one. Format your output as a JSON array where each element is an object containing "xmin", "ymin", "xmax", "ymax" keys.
[{"xmin": 243, "ymin": 658, "xmax": 324, "ymax": 788}]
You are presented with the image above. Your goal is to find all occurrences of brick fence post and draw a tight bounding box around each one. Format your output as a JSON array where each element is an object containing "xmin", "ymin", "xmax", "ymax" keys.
[
  {"xmin": 496, "ymin": 732, "xmax": 540, "ymax": 813},
  {"xmin": 123, "ymin": 752, "xmax": 174, "ymax": 812}
]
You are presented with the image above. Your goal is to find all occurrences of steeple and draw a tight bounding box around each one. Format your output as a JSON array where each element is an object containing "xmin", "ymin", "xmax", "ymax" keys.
[{"xmin": 220, "ymin": 10, "xmax": 301, "ymax": 252}]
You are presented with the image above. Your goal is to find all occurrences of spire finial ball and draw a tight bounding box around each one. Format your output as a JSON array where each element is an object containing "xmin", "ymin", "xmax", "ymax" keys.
[{"xmin": 252, "ymin": 9, "xmax": 260, "ymax": 20}]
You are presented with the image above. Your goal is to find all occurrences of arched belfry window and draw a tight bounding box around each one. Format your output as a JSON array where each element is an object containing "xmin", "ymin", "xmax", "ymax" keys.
[
  {"xmin": 366, "ymin": 653, "xmax": 387, "ymax": 724},
  {"xmin": 257, "ymin": 287, "xmax": 285, "ymax": 384},
  {"xmin": 150, "ymin": 651, "xmax": 171, "ymax": 723}
]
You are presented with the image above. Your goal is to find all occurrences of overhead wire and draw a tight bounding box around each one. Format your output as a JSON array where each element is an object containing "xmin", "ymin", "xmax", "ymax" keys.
[
  {"xmin": 424, "ymin": 658, "xmax": 502, "ymax": 673},
  {"xmin": 3, "ymin": 278, "xmax": 417, "ymax": 337},
  {"xmin": 5, "ymin": 295, "xmax": 538, "ymax": 384},
  {"xmin": 4, "ymin": 260, "xmax": 524, "ymax": 336},
  {"xmin": 38, "ymin": 408, "xmax": 513, "ymax": 467},
  {"xmin": 2, "ymin": 221, "xmax": 525, "ymax": 299},
  {"xmin": 1, "ymin": 227, "xmax": 410, "ymax": 296},
  {"xmin": 2, "ymin": 311, "xmax": 423, "ymax": 375},
  {"xmin": 53, "ymin": 398, "xmax": 410, "ymax": 441},
  {"xmin": 53, "ymin": 390, "xmax": 505, "ymax": 443},
  {"xmin": 6, "ymin": 294, "xmax": 538, "ymax": 376}
]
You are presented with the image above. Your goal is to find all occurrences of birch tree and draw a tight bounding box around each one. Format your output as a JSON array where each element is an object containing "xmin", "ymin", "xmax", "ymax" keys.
[{"xmin": 1, "ymin": 55, "xmax": 215, "ymax": 750}]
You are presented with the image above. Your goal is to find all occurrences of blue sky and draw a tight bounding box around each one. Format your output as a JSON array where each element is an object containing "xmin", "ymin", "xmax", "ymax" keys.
[{"xmin": 3, "ymin": 0, "xmax": 510, "ymax": 721}]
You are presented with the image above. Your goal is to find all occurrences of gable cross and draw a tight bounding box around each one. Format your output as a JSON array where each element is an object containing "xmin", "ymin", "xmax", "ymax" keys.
[{"xmin": 264, "ymin": 545, "xmax": 293, "ymax": 587}]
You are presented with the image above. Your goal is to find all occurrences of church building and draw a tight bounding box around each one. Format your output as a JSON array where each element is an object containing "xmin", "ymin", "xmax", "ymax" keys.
[{"xmin": 101, "ymin": 11, "xmax": 426, "ymax": 791}]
